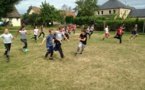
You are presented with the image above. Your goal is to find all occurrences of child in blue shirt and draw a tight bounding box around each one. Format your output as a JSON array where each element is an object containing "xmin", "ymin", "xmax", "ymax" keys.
[{"xmin": 40, "ymin": 29, "xmax": 55, "ymax": 60}]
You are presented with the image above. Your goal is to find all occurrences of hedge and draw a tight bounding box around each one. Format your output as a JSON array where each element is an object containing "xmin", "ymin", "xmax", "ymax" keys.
[{"xmin": 73, "ymin": 16, "xmax": 145, "ymax": 32}]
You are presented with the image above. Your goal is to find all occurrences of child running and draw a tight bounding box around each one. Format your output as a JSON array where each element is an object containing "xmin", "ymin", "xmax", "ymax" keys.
[
  {"xmin": 75, "ymin": 29, "xmax": 87, "ymax": 55},
  {"xmin": 38, "ymin": 25, "xmax": 45, "ymax": 38},
  {"xmin": 128, "ymin": 24, "xmax": 138, "ymax": 41},
  {"xmin": 89, "ymin": 24, "xmax": 94, "ymax": 38},
  {"xmin": 16, "ymin": 26, "xmax": 29, "ymax": 52},
  {"xmin": 114, "ymin": 26, "xmax": 123, "ymax": 44},
  {"xmin": 54, "ymin": 26, "xmax": 69, "ymax": 60},
  {"xmin": 72, "ymin": 24, "xmax": 77, "ymax": 34},
  {"xmin": 40, "ymin": 29, "xmax": 55, "ymax": 60},
  {"xmin": 0, "ymin": 29, "xmax": 13, "ymax": 62},
  {"xmin": 103, "ymin": 25, "xmax": 110, "ymax": 40},
  {"xmin": 31, "ymin": 26, "xmax": 39, "ymax": 43}
]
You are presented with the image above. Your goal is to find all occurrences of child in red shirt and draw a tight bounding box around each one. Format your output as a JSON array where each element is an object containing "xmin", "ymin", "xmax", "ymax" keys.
[{"xmin": 114, "ymin": 26, "xmax": 123, "ymax": 44}]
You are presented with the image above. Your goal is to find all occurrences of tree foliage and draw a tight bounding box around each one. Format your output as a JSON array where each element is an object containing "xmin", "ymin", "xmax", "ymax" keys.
[
  {"xmin": 61, "ymin": 4, "xmax": 72, "ymax": 11},
  {"xmin": 74, "ymin": 0, "xmax": 98, "ymax": 17},
  {"xmin": 40, "ymin": 1, "xmax": 61, "ymax": 26},
  {"xmin": 0, "ymin": 0, "xmax": 22, "ymax": 18},
  {"xmin": 65, "ymin": 15, "xmax": 74, "ymax": 24}
]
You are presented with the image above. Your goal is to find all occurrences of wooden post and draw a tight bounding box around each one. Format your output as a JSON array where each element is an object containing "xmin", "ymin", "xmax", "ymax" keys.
[
  {"xmin": 104, "ymin": 21, "xmax": 106, "ymax": 30},
  {"xmin": 143, "ymin": 21, "xmax": 145, "ymax": 33}
]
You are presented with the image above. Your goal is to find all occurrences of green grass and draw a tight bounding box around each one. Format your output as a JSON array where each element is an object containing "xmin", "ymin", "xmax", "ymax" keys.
[{"xmin": 0, "ymin": 28, "xmax": 145, "ymax": 90}]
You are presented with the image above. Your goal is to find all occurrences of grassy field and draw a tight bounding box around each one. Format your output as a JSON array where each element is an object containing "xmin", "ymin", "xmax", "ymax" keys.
[{"xmin": 0, "ymin": 27, "xmax": 145, "ymax": 90}]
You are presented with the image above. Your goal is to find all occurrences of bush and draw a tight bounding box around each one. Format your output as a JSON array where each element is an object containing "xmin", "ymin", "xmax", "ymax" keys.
[
  {"xmin": 65, "ymin": 15, "xmax": 74, "ymax": 24},
  {"xmin": 73, "ymin": 16, "xmax": 145, "ymax": 32}
]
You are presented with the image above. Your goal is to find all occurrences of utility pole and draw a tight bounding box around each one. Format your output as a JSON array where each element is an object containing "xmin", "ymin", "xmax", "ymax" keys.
[{"xmin": 143, "ymin": 21, "xmax": 145, "ymax": 33}]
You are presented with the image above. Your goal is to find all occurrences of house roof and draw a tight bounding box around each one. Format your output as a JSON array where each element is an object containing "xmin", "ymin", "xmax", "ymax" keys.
[
  {"xmin": 129, "ymin": 9, "xmax": 145, "ymax": 18},
  {"xmin": 7, "ymin": 6, "xmax": 21, "ymax": 18},
  {"xmin": 100, "ymin": 0, "xmax": 130, "ymax": 10},
  {"xmin": 30, "ymin": 6, "xmax": 41, "ymax": 14},
  {"xmin": 60, "ymin": 11, "xmax": 76, "ymax": 17}
]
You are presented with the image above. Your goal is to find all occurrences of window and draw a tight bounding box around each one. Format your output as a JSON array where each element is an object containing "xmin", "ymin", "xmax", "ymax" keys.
[
  {"xmin": 98, "ymin": 11, "xmax": 100, "ymax": 15},
  {"xmin": 113, "ymin": 10, "xmax": 116, "ymax": 14},
  {"xmin": 101, "ymin": 11, "xmax": 104, "ymax": 15},
  {"xmin": 109, "ymin": 10, "xmax": 112, "ymax": 14}
]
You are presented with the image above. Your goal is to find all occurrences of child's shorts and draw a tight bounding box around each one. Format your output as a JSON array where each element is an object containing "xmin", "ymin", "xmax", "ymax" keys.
[
  {"xmin": 78, "ymin": 42, "xmax": 86, "ymax": 48},
  {"xmin": 47, "ymin": 46, "xmax": 53, "ymax": 51},
  {"xmin": 132, "ymin": 31, "xmax": 137, "ymax": 35},
  {"xmin": 105, "ymin": 33, "xmax": 110, "ymax": 36}
]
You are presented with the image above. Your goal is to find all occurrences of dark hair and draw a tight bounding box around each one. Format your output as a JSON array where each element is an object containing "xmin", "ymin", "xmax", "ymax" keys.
[
  {"xmin": 81, "ymin": 29, "xmax": 86, "ymax": 33},
  {"xmin": 49, "ymin": 29, "xmax": 53, "ymax": 33},
  {"xmin": 58, "ymin": 26, "xmax": 63, "ymax": 30},
  {"xmin": 34, "ymin": 26, "xmax": 37, "ymax": 29},
  {"xmin": 20, "ymin": 26, "xmax": 25, "ymax": 30}
]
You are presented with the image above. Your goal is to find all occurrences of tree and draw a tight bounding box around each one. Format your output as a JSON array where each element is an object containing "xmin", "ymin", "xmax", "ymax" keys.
[
  {"xmin": 61, "ymin": 4, "xmax": 72, "ymax": 11},
  {"xmin": 0, "ymin": 0, "xmax": 22, "ymax": 19},
  {"xmin": 65, "ymin": 15, "xmax": 74, "ymax": 24},
  {"xmin": 40, "ymin": 1, "xmax": 61, "ymax": 26},
  {"xmin": 74, "ymin": 0, "xmax": 98, "ymax": 17},
  {"xmin": 22, "ymin": 13, "xmax": 41, "ymax": 26}
]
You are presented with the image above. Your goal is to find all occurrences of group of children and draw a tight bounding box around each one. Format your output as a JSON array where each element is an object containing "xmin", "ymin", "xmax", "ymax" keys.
[
  {"xmin": 103, "ymin": 23, "xmax": 139, "ymax": 44},
  {"xmin": 0, "ymin": 23, "xmax": 139, "ymax": 62}
]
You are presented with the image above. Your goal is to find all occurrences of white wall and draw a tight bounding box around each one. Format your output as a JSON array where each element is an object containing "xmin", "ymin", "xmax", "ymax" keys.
[
  {"xmin": 2, "ymin": 18, "xmax": 21, "ymax": 26},
  {"xmin": 11, "ymin": 18, "xmax": 21, "ymax": 26}
]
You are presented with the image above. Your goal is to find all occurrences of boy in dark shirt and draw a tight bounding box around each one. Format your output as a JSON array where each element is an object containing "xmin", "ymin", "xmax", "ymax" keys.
[{"xmin": 75, "ymin": 30, "xmax": 87, "ymax": 55}]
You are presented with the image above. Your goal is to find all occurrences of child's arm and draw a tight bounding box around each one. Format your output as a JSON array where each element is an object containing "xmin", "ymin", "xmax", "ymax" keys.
[
  {"xmin": 15, "ymin": 30, "xmax": 20, "ymax": 37},
  {"xmin": 55, "ymin": 38, "xmax": 62, "ymax": 43},
  {"xmin": 79, "ymin": 38, "xmax": 86, "ymax": 41},
  {"xmin": 63, "ymin": 34, "xmax": 69, "ymax": 41},
  {"xmin": 39, "ymin": 38, "xmax": 46, "ymax": 46}
]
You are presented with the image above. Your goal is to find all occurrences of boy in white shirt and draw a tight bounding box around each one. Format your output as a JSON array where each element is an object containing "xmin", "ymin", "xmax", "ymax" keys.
[{"xmin": 0, "ymin": 29, "xmax": 13, "ymax": 62}]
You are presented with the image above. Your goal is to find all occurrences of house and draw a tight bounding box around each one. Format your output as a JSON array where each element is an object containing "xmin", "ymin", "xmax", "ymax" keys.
[
  {"xmin": 129, "ymin": 9, "xmax": 145, "ymax": 19},
  {"xmin": 28, "ymin": 6, "xmax": 41, "ymax": 15},
  {"xmin": 60, "ymin": 10, "xmax": 76, "ymax": 17},
  {"xmin": 27, "ymin": 6, "xmax": 76, "ymax": 17},
  {"xmin": 2, "ymin": 6, "xmax": 21, "ymax": 26},
  {"xmin": 96, "ymin": 0, "xmax": 145, "ymax": 19}
]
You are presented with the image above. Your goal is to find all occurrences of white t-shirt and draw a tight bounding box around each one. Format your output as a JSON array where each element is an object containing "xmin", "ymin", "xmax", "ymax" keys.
[
  {"xmin": 34, "ymin": 29, "xmax": 39, "ymax": 35},
  {"xmin": 55, "ymin": 31, "xmax": 64, "ymax": 40},
  {"xmin": 0, "ymin": 33, "xmax": 13, "ymax": 43},
  {"xmin": 105, "ymin": 27, "xmax": 109, "ymax": 33},
  {"xmin": 19, "ymin": 30, "xmax": 27, "ymax": 39},
  {"xmin": 90, "ymin": 26, "xmax": 94, "ymax": 31}
]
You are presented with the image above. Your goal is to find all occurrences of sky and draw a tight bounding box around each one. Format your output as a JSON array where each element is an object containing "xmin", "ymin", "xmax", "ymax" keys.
[{"xmin": 16, "ymin": 0, "xmax": 145, "ymax": 14}]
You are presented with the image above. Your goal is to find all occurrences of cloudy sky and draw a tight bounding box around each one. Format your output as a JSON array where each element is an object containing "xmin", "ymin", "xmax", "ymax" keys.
[{"xmin": 16, "ymin": 0, "xmax": 145, "ymax": 14}]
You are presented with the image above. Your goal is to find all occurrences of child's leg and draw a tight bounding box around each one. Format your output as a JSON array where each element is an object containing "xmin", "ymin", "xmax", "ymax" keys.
[
  {"xmin": 42, "ymin": 32, "xmax": 45, "ymax": 38},
  {"xmin": 4, "ymin": 43, "xmax": 11, "ymax": 61},
  {"xmin": 38, "ymin": 32, "xmax": 41, "ymax": 38},
  {"xmin": 119, "ymin": 35, "xmax": 122, "ymax": 44},
  {"xmin": 45, "ymin": 49, "xmax": 50, "ymax": 58},
  {"xmin": 21, "ymin": 39, "xmax": 27, "ymax": 49},
  {"xmin": 49, "ymin": 46, "xmax": 53, "ymax": 57},
  {"xmin": 80, "ymin": 44, "xmax": 85, "ymax": 54},
  {"xmin": 35, "ymin": 35, "xmax": 37, "ymax": 41},
  {"xmin": 56, "ymin": 41, "xmax": 64, "ymax": 58},
  {"xmin": 76, "ymin": 42, "xmax": 82, "ymax": 54}
]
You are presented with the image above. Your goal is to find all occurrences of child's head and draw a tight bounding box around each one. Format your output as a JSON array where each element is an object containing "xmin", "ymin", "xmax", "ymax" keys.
[
  {"xmin": 81, "ymin": 29, "xmax": 86, "ymax": 35},
  {"xmin": 135, "ymin": 24, "xmax": 138, "ymax": 28},
  {"xmin": 58, "ymin": 26, "xmax": 63, "ymax": 32},
  {"xmin": 4, "ymin": 29, "xmax": 9, "ymax": 34},
  {"xmin": 41, "ymin": 25, "xmax": 44, "ymax": 28},
  {"xmin": 34, "ymin": 26, "xmax": 37, "ymax": 29},
  {"xmin": 49, "ymin": 29, "xmax": 54, "ymax": 35},
  {"xmin": 20, "ymin": 26, "xmax": 25, "ymax": 30}
]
